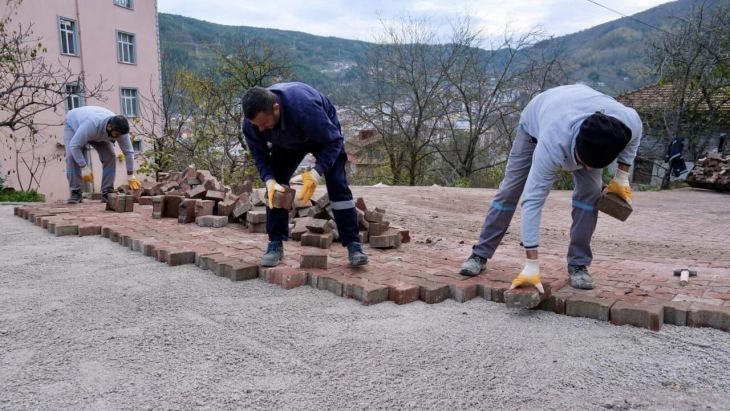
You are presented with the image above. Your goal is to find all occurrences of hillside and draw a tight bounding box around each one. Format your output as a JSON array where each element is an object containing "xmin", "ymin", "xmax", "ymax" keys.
[{"xmin": 158, "ymin": 0, "xmax": 704, "ymax": 96}]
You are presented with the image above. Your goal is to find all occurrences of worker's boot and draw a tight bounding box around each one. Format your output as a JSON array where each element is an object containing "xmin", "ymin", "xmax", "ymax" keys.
[
  {"xmin": 459, "ymin": 253, "xmax": 487, "ymax": 276},
  {"xmin": 569, "ymin": 264, "xmax": 594, "ymax": 290},
  {"xmin": 347, "ymin": 242, "xmax": 369, "ymax": 267},
  {"xmin": 261, "ymin": 240, "xmax": 284, "ymax": 267},
  {"xmin": 67, "ymin": 190, "xmax": 83, "ymax": 204},
  {"xmin": 100, "ymin": 188, "xmax": 114, "ymax": 204}
]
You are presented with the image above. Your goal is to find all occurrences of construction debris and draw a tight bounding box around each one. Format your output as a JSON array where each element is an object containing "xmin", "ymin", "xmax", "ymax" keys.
[{"xmin": 687, "ymin": 152, "xmax": 730, "ymax": 192}]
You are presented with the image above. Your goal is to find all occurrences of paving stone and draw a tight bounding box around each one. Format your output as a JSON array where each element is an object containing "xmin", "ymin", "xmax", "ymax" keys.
[
  {"xmin": 152, "ymin": 196, "xmax": 166, "ymax": 219},
  {"xmin": 187, "ymin": 185, "xmax": 207, "ymax": 199},
  {"xmin": 342, "ymin": 277, "xmax": 389, "ymax": 306},
  {"xmin": 566, "ymin": 295, "xmax": 617, "ymax": 322},
  {"xmin": 640, "ymin": 298, "xmax": 692, "ymax": 326},
  {"xmin": 232, "ymin": 201, "xmax": 253, "ymax": 219},
  {"xmin": 364, "ymin": 210, "xmax": 384, "ymax": 223},
  {"xmin": 54, "ymin": 223, "xmax": 79, "ymax": 237},
  {"xmin": 163, "ymin": 196, "xmax": 184, "ymax": 218},
  {"xmin": 195, "ymin": 199, "xmax": 215, "ymax": 217},
  {"xmin": 537, "ymin": 289, "xmax": 575, "ymax": 315},
  {"xmin": 178, "ymin": 199, "xmax": 197, "ymax": 224},
  {"xmin": 272, "ymin": 185, "xmax": 296, "ymax": 209},
  {"xmin": 114, "ymin": 195, "xmax": 127, "ymax": 213},
  {"xmin": 379, "ymin": 279, "xmax": 420, "ymax": 305},
  {"xmin": 167, "ymin": 250, "xmax": 196, "ymax": 266},
  {"xmin": 305, "ymin": 218, "xmax": 331, "ymax": 234},
  {"xmin": 217, "ymin": 195, "xmax": 239, "ymax": 217},
  {"xmin": 247, "ymin": 210, "xmax": 267, "ymax": 224},
  {"xmin": 206, "ymin": 190, "xmax": 226, "ymax": 202},
  {"xmin": 138, "ymin": 196, "xmax": 153, "ymax": 206},
  {"xmin": 301, "ymin": 232, "xmax": 333, "ymax": 249},
  {"xmin": 355, "ymin": 197, "xmax": 367, "ymax": 211},
  {"xmin": 78, "ymin": 224, "xmax": 102, "ymax": 237},
  {"xmin": 504, "ymin": 283, "xmax": 552, "ymax": 309},
  {"xmin": 300, "ymin": 252, "xmax": 328, "ymax": 269},
  {"xmin": 369, "ymin": 229, "xmax": 401, "ymax": 249},
  {"xmin": 687, "ymin": 304, "xmax": 730, "ymax": 332},
  {"xmin": 610, "ymin": 301, "xmax": 664, "ymax": 331},
  {"xmin": 197, "ymin": 215, "xmax": 228, "ymax": 228},
  {"xmin": 223, "ymin": 261, "xmax": 260, "ymax": 282},
  {"xmin": 399, "ymin": 276, "xmax": 450, "ymax": 304},
  {"xmin": 597, "ymin": 192, "xmax": 633, "ymax": 222},
  {"xmin": 315, "ymin": 192, "xmax": 330, "ymax": 209}
]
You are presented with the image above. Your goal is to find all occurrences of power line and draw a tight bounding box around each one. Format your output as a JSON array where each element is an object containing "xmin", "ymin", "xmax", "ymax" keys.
[{"xmin": 584, "ymin": 0, "xmax": 678, "ymax": 37}]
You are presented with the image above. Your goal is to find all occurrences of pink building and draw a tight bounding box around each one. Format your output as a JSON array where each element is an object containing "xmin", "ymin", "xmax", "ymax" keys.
[{"xmin": 1, "ymin": 0, "xmax": 161, "ymax": 201}]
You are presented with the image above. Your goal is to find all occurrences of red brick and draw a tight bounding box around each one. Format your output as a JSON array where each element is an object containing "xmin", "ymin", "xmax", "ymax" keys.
[
  {"xmin": 300, "ymin": 252, "xmax": 328, "ymax": 269},
  {"xmin": 224, "ymin": 261, "xmax": 260, "ymax": 282},
  {"xmin": 342, "ymin": 277, "xmax": 389, "ymax": 305},
  {"xmin": 399, "ymin": 277, "xmax": 450, "ymax": 304},
  {"xmin": 301, "ymin": 232, "xmax": 333, "ymax": 249},
  {"xmin": 139, "ymin": 196, "xmax": 153, "ymax": 206},
  {"xmin": 167, "ymin": 250, "xmax": 196, "ymax": 266},
  {"xmin": 272, "ymin": 185, "xmax": 296, "ymax": 209},
  {"xmin": 78, "ymin": 224, "xmax": 102, "ymax": 237},
  {"xmin": 687, "ymin": 304, "xmax": 730, "ymax": 332},
  {"xmin": 178, "ymin": 199, "xmax": 197, "ymax": 224},
  {"xmin": 195, "ymin": 199, "xmax": 215, "ymax": 217},
  {"xmin": 54, "ymin": 223, "xmax": 79, "ymax": 237},
  {"xmin": 205, "ymin": 190, "xmax": 226, "ymax": 202},
  {"xmin": 379, "ymin": 279, "xmax": 420, "ymax": 305},
  {"xmin": 566, "ymin": 295, "xmax": 617, "ymax": 322},
  {"xmin": 504, "ymin": 283, "xmax": 551, "ymax": 309},
  {"xmin": 610, "ymin": 301, "xmax": 664, "ymax": 331},
  {"xmin": 187, "ymin": 185, "xmax": 207, "ymax": 199}
]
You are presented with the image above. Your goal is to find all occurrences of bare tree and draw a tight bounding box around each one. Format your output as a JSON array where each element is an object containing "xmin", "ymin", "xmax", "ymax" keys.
[
  {"xmin": 348, "ymin": 15, "xmax": 458, "ymax": 186},
  {"xmin": 0, "ymin": 0, "xmax": 107, "ymax": 190},
  {"xmin": 433, "ymin": 17, "xmax": 567, "ymax": 182},
  {"xmin": 645, "ymin": 0, "xmax": 730, "ymax": 188}
]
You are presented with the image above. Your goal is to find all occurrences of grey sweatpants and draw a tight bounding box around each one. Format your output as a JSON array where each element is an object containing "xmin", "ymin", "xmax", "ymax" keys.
[
  {"xmin": 64, "ymin": 128, "xmax": 117, "ymax": 192},
  {"xmin": 472, "ymin": 129, "xmax": 603, "ymax": 267}
]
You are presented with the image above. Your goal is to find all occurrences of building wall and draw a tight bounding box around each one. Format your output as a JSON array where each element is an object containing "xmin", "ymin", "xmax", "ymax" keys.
[{"xmin": 0, "ymin": 0, "xmax": 160, "ymax": 201}]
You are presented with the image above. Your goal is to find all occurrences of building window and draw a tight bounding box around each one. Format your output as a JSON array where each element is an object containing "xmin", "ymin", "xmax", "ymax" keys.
[
  {"xmin": 58, "ymin": 17, "xmax": 79, "ymax": 56},
  {"xmin": 132, "ymin": 140, "xmax": 142, "ymax": 152},
  {"xmin": 114, "ymin": 0, "xmax": 133, "ymax": 9},
  {"xmin": 120, "ymin": 88, "xmax": 139, "ymax": 117},
  {"xmin": 116, "ymin": 31, "xmax": 136, "ymax": 64},
  {"xmin": 65, "ymin": 82, "xmax": 84, "ymax": 111}
]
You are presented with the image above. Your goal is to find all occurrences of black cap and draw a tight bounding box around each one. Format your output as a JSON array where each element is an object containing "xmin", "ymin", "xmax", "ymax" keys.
[{"xmin": 575, "ymin": 112, "xmax": 631, "ymax": 168}]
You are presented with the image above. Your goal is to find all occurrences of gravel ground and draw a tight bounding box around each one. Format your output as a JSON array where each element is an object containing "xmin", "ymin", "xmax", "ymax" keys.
[{"xmin": 1, "ymin": 204, "xmax": 729, "ymax": 411}]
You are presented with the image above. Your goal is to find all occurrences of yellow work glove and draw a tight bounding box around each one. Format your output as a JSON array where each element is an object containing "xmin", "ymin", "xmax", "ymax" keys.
[
  {"xmin": 266, "ymin": 179, "xmax": 285, "ymax": 209},
  {"xmin": 81, "ymin": 166, "xmax": 94, "ymax": 183},
  {"xmin": 605, "ymin": 168, "xmax": 632, "ymax": 206},
  {"xmin": 510, "ymin": 259, "xmax": 545, "ymax": 293},
  {"xmin": 128, "ymin": 175, "xmax": 141, "ymax": 190},
  {"xmin": 296, "ymin": 169, "xmax": 320, "ymax": 204},
  {"xmin": 117, "ymin": 153, "xmax": 125, "ymax": 162}
]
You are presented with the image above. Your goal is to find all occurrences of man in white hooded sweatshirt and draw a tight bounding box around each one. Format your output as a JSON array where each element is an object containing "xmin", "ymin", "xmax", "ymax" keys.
[
  {"xmin": 459, "ymin": 85, "xmax": 642, "ymax": 291},
  {"xmin": 64, "ymin": 106, "xmax": 141, "ymax": 204}
]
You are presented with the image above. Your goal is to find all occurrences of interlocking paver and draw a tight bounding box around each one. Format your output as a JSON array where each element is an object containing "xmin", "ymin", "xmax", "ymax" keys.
[{"xmin": 13, "ymin": 186, "xmax": 730, "ymax": 333}]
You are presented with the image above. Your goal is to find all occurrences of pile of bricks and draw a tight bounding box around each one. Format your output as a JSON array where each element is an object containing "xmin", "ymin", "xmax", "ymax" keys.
[
  {"xmin": 687, "ymin": 152, "xmax": 730, "ymax": 192},
  {"xmin": 291, "ymin": 194, "xmax": 410, "ymax": 250}
]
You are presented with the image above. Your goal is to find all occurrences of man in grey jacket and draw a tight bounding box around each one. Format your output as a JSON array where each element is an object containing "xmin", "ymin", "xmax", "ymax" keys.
[
  {"xmin": 459, "ymin": 85, "xmax": 642, "ymax": 291},
  {"xmin": 64, "ymin": 106, "xmax": 141, "ymax": 204}
]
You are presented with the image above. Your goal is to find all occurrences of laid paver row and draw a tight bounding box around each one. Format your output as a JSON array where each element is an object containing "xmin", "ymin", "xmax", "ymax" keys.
[{"xmin": 13, "ymin": 203, "xmax": 730, "ymax": 334}]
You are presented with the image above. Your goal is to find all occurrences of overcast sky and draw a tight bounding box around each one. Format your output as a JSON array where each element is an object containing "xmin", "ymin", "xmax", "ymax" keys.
[{"xmin": 157, "ymin": 0, "xmax": 674, "ymax": 41}]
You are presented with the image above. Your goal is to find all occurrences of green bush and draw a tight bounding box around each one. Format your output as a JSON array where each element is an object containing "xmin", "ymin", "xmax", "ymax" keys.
[{"xmin": 0, "ymin": 189, "xmax": 45, "ymax": 202}]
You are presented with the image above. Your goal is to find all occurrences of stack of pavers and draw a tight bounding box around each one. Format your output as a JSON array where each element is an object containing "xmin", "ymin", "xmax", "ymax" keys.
[
  {"xmin": 687, "ymin": 151, "xmax": 730, "ymax": 192},
  {"xmin": 293, "ymin": 194, "xmax": 410, "ymax": 249},
  {"xmin": 137, "ymin": 168, "xmax": 410, "ymax": 248}
]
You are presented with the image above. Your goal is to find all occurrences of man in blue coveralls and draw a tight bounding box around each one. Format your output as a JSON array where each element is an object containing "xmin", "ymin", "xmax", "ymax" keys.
[
  {"xmin": 64, "ymin": 106, "xmax": 141, "ymax": 204},
  {"xmin": 459, "ymin": 85, "xmax": 642, "ymax": 291},
  {"xmin": 241, "ymin": 82, "xmax": 368, "ymax": 268}
]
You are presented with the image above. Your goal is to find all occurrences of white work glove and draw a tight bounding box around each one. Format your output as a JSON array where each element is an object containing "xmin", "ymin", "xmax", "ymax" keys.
[
  {"xmin": 266, "ymin": 179, "xmax": 285, "ymax": 208},
  {"xmin": 510, "ymin": 258, "xmax": 545, "ymax": 293},
  {"xmin": 81, "ymin": 165, "xmax": 94, "ymax": 182}
]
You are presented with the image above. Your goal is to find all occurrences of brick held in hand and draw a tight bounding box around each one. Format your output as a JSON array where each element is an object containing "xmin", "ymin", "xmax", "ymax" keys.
[
  {"xmin": 596, "ymin": 192, "xmax": 632, "ymax": 222},
  {"xmin": 272, "ymin": 185, "xmax": 296, "ymax": 209}
]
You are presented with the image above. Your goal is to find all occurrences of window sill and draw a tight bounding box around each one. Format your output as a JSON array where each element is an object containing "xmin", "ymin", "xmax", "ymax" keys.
[
  {"xmin": 114, "ymin": 5, "xmax": 134, "ymax": 10},
  {"xmin": 61, "ymin": 53, "xmax": 81, "ymax": 57},
  {"xmin": 117, "ymin": 61, "xmax": 138, "ymax": 66}
]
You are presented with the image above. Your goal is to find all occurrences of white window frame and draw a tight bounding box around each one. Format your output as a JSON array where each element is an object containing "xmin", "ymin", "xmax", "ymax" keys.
[
  {"xmin": 58, "ymin": 16, "xmax": 79, "ymax": 56},
  {"xmin": 114, "ymin": 0, "xmax": 134, "ymax": 10},
  {"xmin": 120, "ymin": 87, "xmax": 140, "ymax": 117},
  {"xmin": 64, "ymin": 82, "xmax": 84, "ymax": 111},
  {"xmin": 116, "ymin": 30, "xmax": 137, "ymax": 64},
  {"xmin": 132, "ymin": 140, "xmax": 143, "ymax": 152}
]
